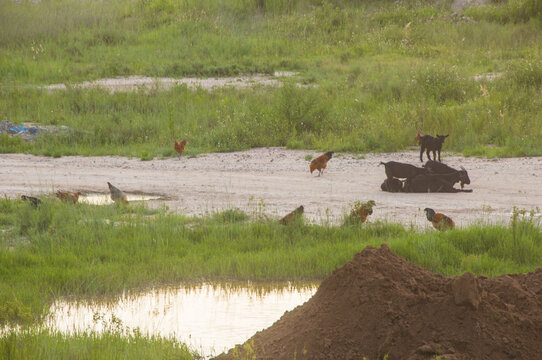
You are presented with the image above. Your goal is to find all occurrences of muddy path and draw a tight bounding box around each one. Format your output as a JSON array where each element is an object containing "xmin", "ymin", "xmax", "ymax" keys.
[{"xmin": 1, "ymin": 148, "xmax": 540, "ymax": 228}]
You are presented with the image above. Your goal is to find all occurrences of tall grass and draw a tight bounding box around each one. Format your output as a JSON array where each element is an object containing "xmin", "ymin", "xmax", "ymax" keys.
[
  {"xmin": 0, "ymin": 0, "xmax": 541, "ymax": 157},
  {"xmin": 1, "ymin": 197, "xmax": 541, "ymax": 326},
  {"xmin": 0, "ymin": 329, "xmax": 196, "ymax": 360}
]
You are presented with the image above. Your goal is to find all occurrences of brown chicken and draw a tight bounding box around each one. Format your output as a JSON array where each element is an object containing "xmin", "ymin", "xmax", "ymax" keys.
[
  {"xmin": 279, "ymin": 206, "xmax": 304, "ymax": 225},
  {"xmin": 424, "ymin": 208, "xmax": 455, "ymax": 231},
  {"xmin": 174, "ymin": 139, "xmax": 187, "ymax": 159},
  {"xmin": 107, "ymin": 182, "xmax": 128, "ymax": 204},
  {"xmin": 348, "ymin": 200, "xmax": 376, "ymax": 224},
  {"xmin": 56, "ymin": 190, "xmax": 81, "ymax": 204},
  {"xmin": 310, "ymin": 151, "xmax": 334, "ymax": 177}
]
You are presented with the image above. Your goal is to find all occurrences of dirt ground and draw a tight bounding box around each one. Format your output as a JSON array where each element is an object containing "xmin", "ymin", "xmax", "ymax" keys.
[
  {"xmin": 41, "ymin": 72, "xmax": 301, "ymax": 93},
  {"xmin": 215, "ymin": 244, "xmax": 542, "ymax": 360},
  {"xmin": 1, "ymin": 148, "xmax": 541, "ymax": 229}
]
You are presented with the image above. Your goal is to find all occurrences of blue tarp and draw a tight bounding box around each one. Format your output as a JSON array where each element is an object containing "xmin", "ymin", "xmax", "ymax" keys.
[{"xmin": 8, "ymin": 125, "xmax": 27, "ymax": 133}]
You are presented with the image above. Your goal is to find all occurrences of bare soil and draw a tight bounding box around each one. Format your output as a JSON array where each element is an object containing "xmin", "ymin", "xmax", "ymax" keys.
[
  {"xmin": 41, "ymin": 72, "xmax": 301, "ymax": 93},
  {"xmin": 1, "ymin": 148, "xmax": 541, "ymax": 228},
  {"xmin": 214, "ymin": 244, "xmax": 542, "ymax": 360}
]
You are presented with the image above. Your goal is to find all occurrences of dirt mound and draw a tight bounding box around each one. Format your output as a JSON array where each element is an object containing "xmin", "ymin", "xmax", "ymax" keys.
[{"xmin": 215, "ymin": 244, "xmax": 542, "ymax": 360}]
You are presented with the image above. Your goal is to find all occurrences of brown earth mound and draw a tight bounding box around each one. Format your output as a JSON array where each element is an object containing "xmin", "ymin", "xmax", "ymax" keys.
[{"xmin": 215, "ymin": 244, "xmax": 542, "ymax": 360}]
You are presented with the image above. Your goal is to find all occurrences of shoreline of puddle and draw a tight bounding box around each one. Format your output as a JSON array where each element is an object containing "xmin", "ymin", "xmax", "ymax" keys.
[
  {"xmin": 78, "ymin": 193, "xmax": 163, "ymax": 205},
  {"xmin": 44, "ymin": 282, "xmax": 319, "ymax": 358}
]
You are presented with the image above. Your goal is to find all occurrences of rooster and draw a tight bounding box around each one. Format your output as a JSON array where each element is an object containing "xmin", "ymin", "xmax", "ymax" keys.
[
  {"xmin": 416, "ymin": 129, "xmax": 422, "ymax": 145},
  {"xmin": 21, "ymin": 195, "xmax": 41, "ymax": 208},
  {"xmin": 56, "ymin": 190, "xmax": 81, "ymax": 204},
  {"xmin": 349, "ymin": 200, "xmax": 376, "ymax": 224},
  {"xmin": 310, "ymin": 151, "xmax": 334, "ymax": 177},
  {"xmin": 424, "ymin": 208, "xmax": 454, "ymax": 231},
  {"xmin": 279, "ymin": 206, "xmax": 304, "ymax": 225},
  {"xmin": 174, "ymin": 139, "xmax": 187, "ymax": 159},
  {"xmin": 107, "ymin": 182, "xmax": 128, "ymax": 204}
]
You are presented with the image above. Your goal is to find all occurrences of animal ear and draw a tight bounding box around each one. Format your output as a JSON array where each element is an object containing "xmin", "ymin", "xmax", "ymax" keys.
[{"xmin": 445, "ymin": 134, "xmax": 449, "ymax": 137}]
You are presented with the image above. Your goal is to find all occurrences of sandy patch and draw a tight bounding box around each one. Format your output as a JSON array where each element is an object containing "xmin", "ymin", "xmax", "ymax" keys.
[
  {"xmin": 41, "ymin": 72, "xmax": 302, "ymax": 93},
  {"xmin": 474, "ymin": 72, "xmax": 503, "ymax": 82},
  {"xmin": 1, "ymin": 148, "xmax": 541, "ymax": 229},
  {"xmin": 452, "ymin": 0, "xmax": 490, "ymax": 11}
]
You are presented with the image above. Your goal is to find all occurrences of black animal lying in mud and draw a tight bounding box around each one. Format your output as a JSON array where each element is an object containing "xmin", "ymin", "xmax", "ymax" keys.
[
  {"xmin": 423, "ymin": 160, "xmax": 470, "ymax": 189},
  {"xmin": 380, "ymin": 160, "xmax": 472, "ymax": 193},
  {"xmin": 381, "ymin": 177, "xmax": 404, "ymax": 193},
  {"xmin": 403, "ymin": 173, "xmax": 473, "ymax": 193}
]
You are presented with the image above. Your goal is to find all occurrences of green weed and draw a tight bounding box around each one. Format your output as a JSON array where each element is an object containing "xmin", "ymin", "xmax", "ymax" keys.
[
  {"xmin": 1, "ymin": 198, "xmax": 542, "ymax": 327},
  {"xmin": 0, "ymin": 328, "xmax": 196, "ymax": 360},
  {"xmin": 0, "ymin": 0, "xmax": 540, "ymax": 157}
]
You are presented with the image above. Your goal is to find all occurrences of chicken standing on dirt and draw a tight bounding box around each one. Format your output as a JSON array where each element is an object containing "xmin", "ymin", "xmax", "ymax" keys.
[
  {"xmin": 21, "ymin": 195, "xmax": 41, "ymax": 208},
  {"xmin": 107, "ymin": 182, "xmax": 128, "ymax": 204},
  {"xmin": 424, "ymin": 208, "xmax": 455, "ymax": 231},
  {"xmin": 310, "ymin": 151, "xmax": 334, "ymax": 177},
  {"xmin": 279, "ymin": 206, "xmax": 304, "ymax": 225},
  {"xmin": 174, "ymin": 139, "xmax": 187, "ymax": 159},
  {"xmin": 56, "ymin": 190, "xmax": 81, "ymax": 204}
]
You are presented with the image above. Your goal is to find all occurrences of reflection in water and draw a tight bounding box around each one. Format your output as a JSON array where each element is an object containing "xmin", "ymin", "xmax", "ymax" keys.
[
  {"xmin": 78, "ymin": 194, "xmax": 162, "ymax": 205},
  {"xmin": 46, "ymin": 283, "xmax": 318, "ymax": 358}
]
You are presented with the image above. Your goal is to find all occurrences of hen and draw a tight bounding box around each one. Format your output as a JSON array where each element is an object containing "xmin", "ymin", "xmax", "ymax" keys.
[
  {"xmin": 21, "ymin": 195, "xmax": 41, "ymax": 208},
  {"xmin": 279, "ymin": 206, "xmax": 304, "ymax": 225},
  {"xmin": 424, "ymin": 208, "xmax": 455, "ymax": 231},
  {"xmin": 348, "ymin": 200, "xmax": 376, "ymax": 224},
  {"xmin": 174, "ymin": 139, "xmax": 187, "ymax": 159},
  {"xmin": 56, "ymin": 190, "xmax": 81, "ymax": 204},
  {"xmin": 310, "ymin": 151, "xmax": 334, "ymax": 177},
  {"xmin": 107, "ymin": 182, "xmax": 128, "ymax": 204}
]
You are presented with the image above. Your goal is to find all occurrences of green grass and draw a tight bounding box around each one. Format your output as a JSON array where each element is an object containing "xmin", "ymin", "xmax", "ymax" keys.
[
  {"xmin": 1, "ymin": 197, "xmax": 541, "ymax": 327},
  {"xmin": 0, "ymin": 329, "xmax": 196, "ymax": 360},
  {"xmin": 0, "ymin": 0, "xmax": 541, "ymax": 158}
]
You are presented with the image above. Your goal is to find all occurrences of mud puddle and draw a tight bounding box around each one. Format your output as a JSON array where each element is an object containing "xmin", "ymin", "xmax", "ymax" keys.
[{"xmin": 45, "ymin": 282, "xmax": 318, "ymax": 358}]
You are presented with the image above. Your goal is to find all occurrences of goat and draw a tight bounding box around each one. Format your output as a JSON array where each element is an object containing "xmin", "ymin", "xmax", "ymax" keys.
[
  {"xmin": 423, "ymin": 160, "xmax": 470, "ymax": 188},
  {"xmin": 381, "ymin": 178, "xmax": 404, "ymax": 193},
  {"xmin": 404, "ymin": 173, "xmax": 473, "ymax": 193},
  {"xmin": 379, "ymin": 161, "xmax": 428, "ymax": 180},
  {"xmin": 419, "ymin": 134, "xmax": 448, "ymax": 162}
]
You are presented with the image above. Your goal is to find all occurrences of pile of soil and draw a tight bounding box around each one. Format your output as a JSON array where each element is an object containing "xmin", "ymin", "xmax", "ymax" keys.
[{"xmin": 215, "ymin": 244, "xmax": 542, "ymax": 360}]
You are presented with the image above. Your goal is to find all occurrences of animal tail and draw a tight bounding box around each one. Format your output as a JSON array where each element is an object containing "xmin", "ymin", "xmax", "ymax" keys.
[{"xmin": 379, "ymin": 161, "xmax": 386, "ymax": 166}]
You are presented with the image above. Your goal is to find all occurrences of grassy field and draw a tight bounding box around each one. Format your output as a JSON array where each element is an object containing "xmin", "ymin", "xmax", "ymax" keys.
[
  {"xmin": 1, "ymin": 1, "xmax": 542, "ymax": 358},
  {"xmin": 1, "ymin": 197, "xmax": 541, "ymax": 327},
  {"xmin": 1, "ymin": 0, "xmax": 541, "ymax": 158}
]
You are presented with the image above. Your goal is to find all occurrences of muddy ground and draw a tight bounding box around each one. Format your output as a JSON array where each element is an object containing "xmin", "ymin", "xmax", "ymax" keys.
[{"xmin": 1, "ymin": 148, "xmax": 540, "ymax": 229}]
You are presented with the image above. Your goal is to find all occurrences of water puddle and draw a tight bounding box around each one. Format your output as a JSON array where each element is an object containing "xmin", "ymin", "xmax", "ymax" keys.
[
  {"xmin": 45, "ymin": 282, "xmax": 318, "ymax": 358},
  {"xmin": 78, "ymin": 193, "xmax": 162, "ymax": 205}
]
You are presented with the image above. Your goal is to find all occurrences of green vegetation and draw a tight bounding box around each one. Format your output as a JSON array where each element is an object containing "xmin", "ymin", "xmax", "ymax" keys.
[
  {"xmin": 0, "ymin": 329, "xmax": 195, "ymax": 360},
  {"xmin": 0, "ymin": 0, "xmax": 541, "ymax": 158},
  {"xmin": 1, "ymin": 197, "xmax": 541, "ymax": 327}
]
